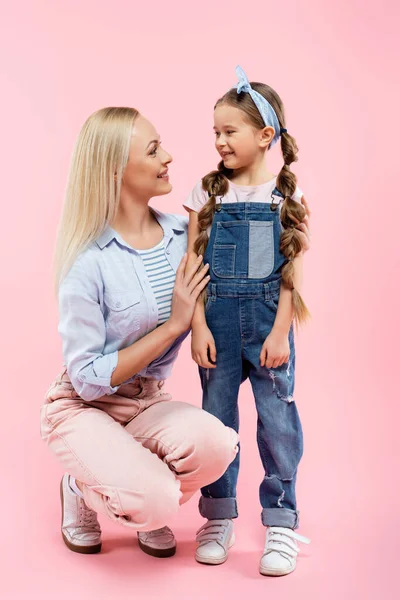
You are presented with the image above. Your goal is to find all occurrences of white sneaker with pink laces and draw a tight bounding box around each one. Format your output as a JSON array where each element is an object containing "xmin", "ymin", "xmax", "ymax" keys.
[
  {"xmin": 137, "ymin": 527, "xmax": 176, "ymax": 558},
  {"xmin": 60, "ymin": 474, "xmax": 102, "ymax": 554}
]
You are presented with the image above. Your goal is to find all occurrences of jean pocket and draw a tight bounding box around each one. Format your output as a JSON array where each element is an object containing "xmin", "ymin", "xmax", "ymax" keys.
[
  {"xmin": 212, "ymin": 244, "xmax": 236, "ymax": 278},
  {"xmin": 248, "ymin": 221, "xmax": 274, "ymax": 279},
  {"xmin": 266, "ymin": 293, "xmax": 280, "ymax": 311},
  {"xmin": 104, "ymin": 290, "xmax": 141, "ymax": 337}
]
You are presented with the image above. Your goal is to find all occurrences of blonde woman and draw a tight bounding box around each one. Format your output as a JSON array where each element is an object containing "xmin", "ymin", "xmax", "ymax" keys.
[{"xmin": 41, "ymin": 107, "xmax": 239, "ymax": 558}]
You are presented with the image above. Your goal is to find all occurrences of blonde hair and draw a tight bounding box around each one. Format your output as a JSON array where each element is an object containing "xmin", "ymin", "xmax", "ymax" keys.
[
  {"xmin": 54, "ymin": 106, "xmax": 139, "ymax": 289},
  {"xmin": 194, "ymin": 84, "xmax": 310, "ymax": 325}
]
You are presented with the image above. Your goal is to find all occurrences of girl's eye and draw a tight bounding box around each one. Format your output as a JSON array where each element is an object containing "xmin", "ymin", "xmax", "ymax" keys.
[
  {"xmin": 214, "ymin": 132, "xmax": 220, "ymax": 137},
  {"xmin": 227, "ymin": 130, "xmax": 234, "ymax": 135},
  {"xmin": 150, "ymin": 145, "xmax": 158, "ymax": 155}
]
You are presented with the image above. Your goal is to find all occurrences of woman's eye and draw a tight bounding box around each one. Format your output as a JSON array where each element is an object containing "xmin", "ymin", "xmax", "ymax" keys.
[
  {"xmin": 150, "ymin": 146, "xmax": 158, "ymax": 155},
  {"xmin": 214, "ymin": 132, "xmax": 220, "ymax": 137},
  {"xmin": 227, "ymin": 130, "xmax": 234, "ymax": 135}
]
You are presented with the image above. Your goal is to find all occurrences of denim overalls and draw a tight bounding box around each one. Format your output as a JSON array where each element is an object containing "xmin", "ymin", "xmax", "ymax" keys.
[{"xmin": 198, "ymin": 192, "xmax": 304, "ymax": 529}]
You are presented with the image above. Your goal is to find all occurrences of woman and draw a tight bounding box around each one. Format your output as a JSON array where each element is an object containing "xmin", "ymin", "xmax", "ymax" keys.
[{"xmin": 41, "ymin": 106, "xmax": 310, "ymax": 559}]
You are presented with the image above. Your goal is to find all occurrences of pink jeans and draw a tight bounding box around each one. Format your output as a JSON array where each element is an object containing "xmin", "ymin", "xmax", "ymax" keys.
[{"xmin": 40, "ymin": 369, "xmax": 239, "ymax": 531}]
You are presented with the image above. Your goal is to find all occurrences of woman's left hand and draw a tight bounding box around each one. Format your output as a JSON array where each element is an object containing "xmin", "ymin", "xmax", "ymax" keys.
[
  {"xmin": 296, "ymin": 196, "xmax": 311, "ymax": 253},
  {"xmin": 260, "ymin": 328, "xmax": 290, "ymax": 369}
]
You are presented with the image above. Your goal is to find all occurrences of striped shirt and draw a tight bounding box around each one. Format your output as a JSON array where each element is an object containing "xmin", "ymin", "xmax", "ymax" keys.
[{"xmin": 137, "ymin": 239, "xmax": 175, "ymax": 325}]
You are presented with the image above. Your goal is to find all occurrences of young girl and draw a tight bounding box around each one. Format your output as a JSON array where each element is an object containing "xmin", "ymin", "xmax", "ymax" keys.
[{"xmin": 184, "ymin": 66, "xmax": 311, "ymax": 576}]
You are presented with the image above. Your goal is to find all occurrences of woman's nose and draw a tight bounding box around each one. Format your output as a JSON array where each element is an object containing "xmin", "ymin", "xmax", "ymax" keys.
[{"xmin": 161, "ymin": 147, "xmax": 173, "ymax": 164}]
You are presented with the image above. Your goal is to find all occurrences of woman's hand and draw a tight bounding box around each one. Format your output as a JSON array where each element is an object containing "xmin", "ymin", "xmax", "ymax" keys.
[
  {"xmin": 296, "ymin": 196, "xmax": 311, "ymax": 253},
  {"xmin": 191, "ymin": 323, "xmax": 217, "ymax": 368},
  {"xmin": 260, "ymin": 328, "xmax": 290, "ymax": 369},
  {"xmin": 168, "ymin": 253, "xmax": 210, "ymax": 336}
]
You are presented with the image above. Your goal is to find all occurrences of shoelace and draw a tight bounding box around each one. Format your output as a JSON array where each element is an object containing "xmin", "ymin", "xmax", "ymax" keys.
[
  {"xmin": 78, "ymin": 500, "xmax": 100, "ymax": 530},
  {"xmin": 140, "ymin": 526, "xmax": 173, "ymax": 539},
  {"xmin": 196, "ymin": 519, "xmax": 231, "ymax": 546},
  {"xmin": 263, "ymin": 527, "xmax": 310, "ymax": 560}
]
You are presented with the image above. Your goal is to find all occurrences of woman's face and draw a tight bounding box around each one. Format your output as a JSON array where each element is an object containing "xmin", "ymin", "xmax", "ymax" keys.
[{"xmin": 122, "ymin": 114, "xmax": 172, "ymax": 200}]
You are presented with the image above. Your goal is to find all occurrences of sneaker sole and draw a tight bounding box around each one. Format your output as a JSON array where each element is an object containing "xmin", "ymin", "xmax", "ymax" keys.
[
  {"xmin": 259, "ymin": 563, "xmax": 296, "ymax": 577},
  {"xmin": 195, "ymin": 533, "xmax": 235, "ymax": 565},
  {"xmin": 60, "ymin": 479, "xmax": 102, "ymax": 555},
  {"xmin": 137, "ymin": 536, "xmax": 176, "ymax": 558}
]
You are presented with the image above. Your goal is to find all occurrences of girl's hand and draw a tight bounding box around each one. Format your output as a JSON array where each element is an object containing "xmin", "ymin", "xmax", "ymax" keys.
[
  {"xmin": 260, "ymin": 328, "xmax": 290, "ymax": 369},
  {"xmin": 296, "ymin": 196, "xmax": 311, "ymax": 253},
  {"xmin": 168, "ymin": 254, "xmax": 210, "ymax": 335},
  {"xmin": 191, "ymin": 323, "xmax": 217, "ymax": 368}
]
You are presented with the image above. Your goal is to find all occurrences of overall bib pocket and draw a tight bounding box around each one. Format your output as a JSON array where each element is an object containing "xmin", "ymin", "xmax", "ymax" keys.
[{"xmin": 212, "ymin": 220, "xmax": 274, "ymax": 279}]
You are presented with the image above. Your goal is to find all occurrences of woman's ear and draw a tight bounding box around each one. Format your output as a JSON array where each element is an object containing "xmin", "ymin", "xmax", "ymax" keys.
[{"xmin": 259, "ymin": 126, "xmax": 275, "ymax": 149}]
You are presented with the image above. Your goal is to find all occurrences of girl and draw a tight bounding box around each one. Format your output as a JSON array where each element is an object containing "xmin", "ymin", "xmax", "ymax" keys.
[
  {"xmin": 184, "ymin": 67, "xmax": 311, "ymax": 576},
  {"xmin": 40, "ymin": 107, "xmax": 240, "ymax": 559}
]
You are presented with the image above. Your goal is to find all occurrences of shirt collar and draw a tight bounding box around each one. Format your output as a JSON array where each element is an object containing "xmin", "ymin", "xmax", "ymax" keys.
[
  {"xmin": 151, "ymin": 207, "xmax": 186, "ymax": 236},
  {"xmin": 96, "ymin": 227, "xmax": 116, "ymax": 250},
  {"xmin": 95, "ymin": 208, "xmax": 185, "ymax": 251}
]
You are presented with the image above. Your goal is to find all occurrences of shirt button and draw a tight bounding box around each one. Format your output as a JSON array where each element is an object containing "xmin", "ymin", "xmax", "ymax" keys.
[
  {"xmin": 166, "ymin": 249, "xmax": 170, "ymax": 255},
  {"xmin": 116, "ymin": 301, "xmax": 121, "ymax": 308}
]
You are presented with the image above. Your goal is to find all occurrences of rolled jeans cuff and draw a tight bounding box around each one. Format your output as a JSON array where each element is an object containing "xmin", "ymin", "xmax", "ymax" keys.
[
  {"xmin": 199, "ymin": 497, "xmax": 238, "ymax": 520},
  {"xmin": 261, "ymin": 508, "xmax": 300, "ymax": 529}
]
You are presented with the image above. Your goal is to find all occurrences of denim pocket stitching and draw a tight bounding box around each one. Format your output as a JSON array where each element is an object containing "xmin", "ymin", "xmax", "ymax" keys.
[{"xmin": 212, "ymin": 244, "xmax": 236, "ymax": 278}]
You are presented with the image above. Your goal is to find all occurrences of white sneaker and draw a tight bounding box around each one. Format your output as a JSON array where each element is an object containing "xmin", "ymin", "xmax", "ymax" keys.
[
  {"xmin": 137, "ymin": 527, "xmax": 176, "ymax": 558},
  {"xmin": 60, "ymin": 474, "xmax": 102, "ymax": 554},
  {"xmin": 259, "ymin": 526, "xmax": 310, "ymax": 576},
  {"xmin": 195, "ymin": 519, "xmax": 235, "ymax": 565}
]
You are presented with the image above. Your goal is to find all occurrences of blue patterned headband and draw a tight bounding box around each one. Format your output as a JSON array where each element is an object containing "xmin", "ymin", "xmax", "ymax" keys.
[{"xmin": 235, "ymin": 65, "xmax": 284, "ymax": 148}]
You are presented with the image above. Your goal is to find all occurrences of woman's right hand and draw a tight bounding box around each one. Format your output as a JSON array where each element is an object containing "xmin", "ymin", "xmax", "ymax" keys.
[
  {"xmin": 191, "ymin": 323, "xmax": 217, "ymax": 368},
  {"xmin": 168, "ymin": 253, "xmax": 210, "ymax": 335}
]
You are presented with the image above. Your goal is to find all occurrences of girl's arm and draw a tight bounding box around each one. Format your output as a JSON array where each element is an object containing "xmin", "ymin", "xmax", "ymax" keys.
[
  {"xmin": 187, "ymin": 210, "xmax": 217, "ymax": 368},
  {"xmin": 272, "ymin": 252, "xmax": 304, "ymax": 335},
  {"xmin": 259, "ymin": 252, "xmax": 304, "ymax": 369},
  {"xmin": 260, "ymin": 195, "xmax": 311, "ymax": 369},
  {"xmin": 187, "ymin": 210, "xmax": 207, "ymax": 327}
]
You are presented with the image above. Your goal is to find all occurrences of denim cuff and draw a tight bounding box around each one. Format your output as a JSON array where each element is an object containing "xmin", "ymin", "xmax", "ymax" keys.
[
  {"xmin": 199, "ymin": 496, "xmax": 238, "ymax": 519},
  {"xmin": 261, "ymin": 508, "xmax": 299, "ymax": 529}
]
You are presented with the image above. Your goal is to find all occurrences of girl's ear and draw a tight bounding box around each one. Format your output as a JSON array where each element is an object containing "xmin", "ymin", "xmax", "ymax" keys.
[{"xmin": 259, "ymin": 126, "xmax": 275, "ymax": 149}]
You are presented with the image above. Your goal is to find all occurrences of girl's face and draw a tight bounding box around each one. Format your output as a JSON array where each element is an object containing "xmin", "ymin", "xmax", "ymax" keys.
[
  {"xmin": 213, "ymin": 103, "xmax": 273, "ymax": 169},
  {"xmin": 122, "ymin": 115, "xmax": 172, "ymax": 200}
]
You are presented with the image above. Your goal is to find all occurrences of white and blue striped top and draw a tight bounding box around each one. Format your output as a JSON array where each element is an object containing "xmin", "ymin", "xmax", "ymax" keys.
[{"xmin": 137, "ymin": 240, "xmax": 175, "ymax": 325}]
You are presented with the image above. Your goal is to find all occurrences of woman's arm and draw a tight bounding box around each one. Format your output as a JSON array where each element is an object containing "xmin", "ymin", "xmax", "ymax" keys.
[
  {"xmin": 111, "ymin": 253, "xmax": 209, "ymax": 385},
  {"xmin": 60, "ymin": 253, "xmax": 209, "ymax": 400}
]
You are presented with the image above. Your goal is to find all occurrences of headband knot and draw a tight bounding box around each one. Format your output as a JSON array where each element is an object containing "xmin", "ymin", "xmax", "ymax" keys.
[{"xmin": 236, "ymin": 65, "xmax": 283, "ymax": 148}]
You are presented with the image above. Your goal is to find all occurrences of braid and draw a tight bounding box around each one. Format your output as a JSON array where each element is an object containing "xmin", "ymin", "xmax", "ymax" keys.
[
  {"xmin": 193, "ymin": 160, "xmax": 231, "ymax": 258},
  {"xmin": 276, "ymin": 132, "xmax": 310, "ymax": 324}
]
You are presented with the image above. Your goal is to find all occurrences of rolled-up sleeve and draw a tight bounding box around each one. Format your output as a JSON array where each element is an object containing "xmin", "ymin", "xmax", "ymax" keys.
[{"xmin": 58, "ymin": 257, "xmax": 120, "ymax": 401}]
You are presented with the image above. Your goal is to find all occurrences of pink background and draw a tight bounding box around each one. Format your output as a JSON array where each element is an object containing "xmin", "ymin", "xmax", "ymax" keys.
[{"xmin": 1, "ymin": 1, "xmax": 399, "ymax": 598}]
